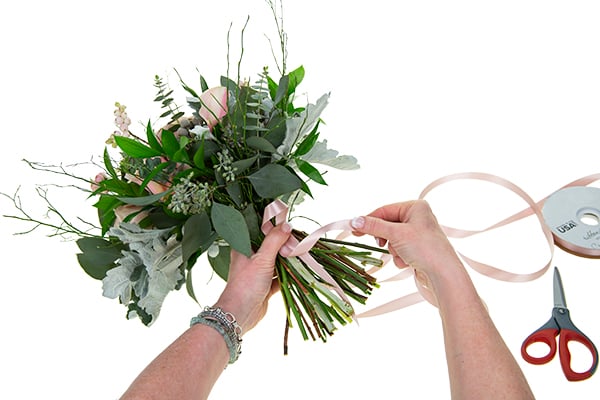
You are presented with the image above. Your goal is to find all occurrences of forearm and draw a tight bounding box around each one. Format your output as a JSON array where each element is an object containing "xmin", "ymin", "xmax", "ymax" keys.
[
  {"xmin": 433, "ymin": 266, "xmax": 535, "ymax": 400},
  {"xmin": 120, "ymin": 323, "xmax": 229, "ymax": 400}
]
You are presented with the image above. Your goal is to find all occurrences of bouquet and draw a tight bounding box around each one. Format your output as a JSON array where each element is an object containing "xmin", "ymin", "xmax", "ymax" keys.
[{"xmin": 2, "ymin": 1, "xmax": 383, "ymax": 353}]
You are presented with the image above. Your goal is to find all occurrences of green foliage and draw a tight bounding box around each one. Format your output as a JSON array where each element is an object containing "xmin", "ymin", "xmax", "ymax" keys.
[
  {"xmin": 154, "ymin": 74, "xmax": 185, "ymax": 124},
  {"xmin": 114, "ymin": 136, "xmax": 162, "ymax": 158},
  {"xmin": 76, "ymin": 237, "xmax": 124, "ymax": 280},
  {"xmin": 3, "ymin": 1, "xmax": 379, "ymax": 351},
  {"xmin": 181, "ymin": 212, "xmax": 216, "ymax": 264},
  {"xmin": 210, "ymin": 202, "xmax": 251, "ymax": 257},
  {"xmin": 248, "ymin": 164, "xmax": 303, "ymax": 198},
  {"xmin": 208, "ymin": 245, "xmax": 231, "ymax": 281}
]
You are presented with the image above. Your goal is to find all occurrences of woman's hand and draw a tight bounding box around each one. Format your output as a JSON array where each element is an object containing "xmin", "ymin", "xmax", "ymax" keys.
[
  {"xmin": 351, "ymin": 200, "xmax": 463, "ymax": 300},
  {"xmin": 215, "ymin": 222, "xmax": 292, "ymax": 333}
]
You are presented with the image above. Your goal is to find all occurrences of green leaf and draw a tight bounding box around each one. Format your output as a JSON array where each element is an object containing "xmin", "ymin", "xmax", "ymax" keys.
[
  {"xmin": 114, "ymin": 136, "xmax": 162, "ymax": 158},
  {"xmin": 220, "ymin": 76, "xmax": 238, "ymax": 93},
  {"xmin": 208, "ymin": 245, "xmax": 231, "ymax": 280},
  {"xmin": 246, "ymin": 136, "xmax": 277, "ymax": 153},
  {"xmin": 210, "ymin": 203, "xmax": 251, "ymax": 257},
  {"xmin": 139, "ymin": 162, "xmax": 170, "ymax": 195},
  {"xmin": 76, "ymin": 237, "xmax": 124, "ymax": 280},
  {"xmin": 247, "ymin": 164, "xmax": 303, "ymax": 198},
  {"xmin": 118, "ymin": 190, "xmax": 169, "ymax": 206},
  {"xmin": 182, "ymin": 212, "xmax": 217, "ymax": 263},
  {"xmin": 200, "ymin": 74, "xmax": 208, "ymax": 92},
  {"xmin": 94, "ymin": 194, "xmax": 122, "ymax": 213},
  {"xmin": 231, "ymin": 154, "xmax": 258, "ymax": 174},
  {"xmin": 94, "ymin": 195, "xmax": 121, "ymax": 234},
  {"xmin": 160, "ymin": 129, "xmax": 180, "ymax": 158},
  {"xmin": 294, "ymin": 122, "xmax": 320, "ymax": 157},
  {"xmin": 287, "ymin": 65, "xmax": 305, "ymax": 95},
  {"xmin": 242, "ymin": 203, "xmax": 261, "ymax": 242},
  {"xmin": 192, "ymin": 139, "xmax": 207, "ymax": 170},
  {"xmin": 103, "ymin": 148, "xmax": 118, "ymax": 179},
  {"xmin": 225, "ymin": 181, "xmax": 244, "ymax": 207},
  {"xmin": 185, "ymin": 268, "xmax": 199, "ymax": 304},
  {"xmin": 146, "ymin": 120, "xmax": 163, "ymax": 153},
  {"xmin": 274, "ymin": 75, "xmax": 289, "ymax": 105},
  {"xmin": 295, "ymin": 158, "xmax": 327, "ymax": 185}
]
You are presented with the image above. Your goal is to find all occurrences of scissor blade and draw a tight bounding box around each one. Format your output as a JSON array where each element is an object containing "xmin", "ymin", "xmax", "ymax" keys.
[{"xmin": 553, "ymin": 267, "xmax": 568, "ymax": 308}]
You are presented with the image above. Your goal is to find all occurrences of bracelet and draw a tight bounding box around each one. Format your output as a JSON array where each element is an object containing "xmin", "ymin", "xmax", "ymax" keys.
[{"xmin": 190, "ymin": 306, "xmax": 243, "ymax": 365}]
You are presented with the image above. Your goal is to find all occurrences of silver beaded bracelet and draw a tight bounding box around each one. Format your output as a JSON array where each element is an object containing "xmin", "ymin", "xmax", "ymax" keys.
[{"xmin": 190, "ymin": 306, "xmax": 243, "ymax": 365}]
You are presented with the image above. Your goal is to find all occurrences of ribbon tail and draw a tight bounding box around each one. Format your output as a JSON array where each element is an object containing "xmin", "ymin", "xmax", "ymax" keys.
[{"xmin": 357, "ymin": 292, "xmax": 425, "ymax": 318}]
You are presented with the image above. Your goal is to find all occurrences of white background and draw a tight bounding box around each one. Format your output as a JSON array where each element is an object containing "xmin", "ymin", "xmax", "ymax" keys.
[{"xmin": 1, "ymin": 0, "xmax": 600, "ymax": 398}]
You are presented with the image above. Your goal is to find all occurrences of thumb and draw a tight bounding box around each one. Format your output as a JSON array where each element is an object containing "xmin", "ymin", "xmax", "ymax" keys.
[{"xmin": 253, "ymin": 222, "xmax": 292, "ymax": 263}]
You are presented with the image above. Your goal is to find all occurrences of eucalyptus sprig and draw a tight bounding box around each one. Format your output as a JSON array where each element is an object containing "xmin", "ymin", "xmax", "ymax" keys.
[{"xmin": 1, "ymin": 0, "xmax": 384, "ymax": 352}]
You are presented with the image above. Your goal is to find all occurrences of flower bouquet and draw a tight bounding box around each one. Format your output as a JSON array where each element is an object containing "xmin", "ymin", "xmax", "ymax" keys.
[{"xmin": 2, "ymin": 2, "xmax": 384, "ymax": 353}]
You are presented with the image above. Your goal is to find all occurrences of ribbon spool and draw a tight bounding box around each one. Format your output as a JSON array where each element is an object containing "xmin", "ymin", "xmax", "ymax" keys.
[{"xmin": 542, "ymin": 186, "xmax": 600, "ymax": 258}]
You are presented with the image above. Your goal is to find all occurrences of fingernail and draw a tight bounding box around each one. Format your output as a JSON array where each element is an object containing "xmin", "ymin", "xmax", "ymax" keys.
[
  {"xmin": 351, "ymin": 216, "xmax": 365, "ymax": 229},
  {"xmin": 281, "ymin": 222, "xmax": 292, "ymax": 233}
]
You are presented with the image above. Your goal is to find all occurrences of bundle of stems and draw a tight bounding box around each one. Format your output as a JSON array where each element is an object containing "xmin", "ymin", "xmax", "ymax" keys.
[{"xmin": 275, "ymin": 230, "xmax": 385, "ymax": 354}]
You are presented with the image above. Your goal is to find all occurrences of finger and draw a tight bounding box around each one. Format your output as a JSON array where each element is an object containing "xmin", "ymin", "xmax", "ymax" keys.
[
  {"xmin": 253, "ymin": 222, "xmax": 292, "ymax": 263},
  {"xmin": 351, "ymin": 215, "xmax": 402, "ymax": 243},
  {"xmin": 366, "ymin": 200, "xmax": 421, "ymax": 223}
]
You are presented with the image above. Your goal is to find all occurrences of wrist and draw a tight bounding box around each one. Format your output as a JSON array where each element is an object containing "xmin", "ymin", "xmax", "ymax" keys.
[
  {"xmin": 190, "ymin": 306, "xmax": 243, "ymax": 365},
  {"xmin": 213, "ymin": 295, "xmax": 251, "ymax": 334}
]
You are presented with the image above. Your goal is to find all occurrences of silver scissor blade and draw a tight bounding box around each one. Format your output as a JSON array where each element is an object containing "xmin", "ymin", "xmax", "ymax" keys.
[{"xmin": 553, "ymin": 266, "xmax": 568, "ymax": 308}]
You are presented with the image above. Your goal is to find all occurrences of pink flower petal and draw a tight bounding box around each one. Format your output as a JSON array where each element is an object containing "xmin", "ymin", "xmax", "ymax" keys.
[{"xmin": 199, "ymin": 86, "xmax": 228, "ymax": 129}]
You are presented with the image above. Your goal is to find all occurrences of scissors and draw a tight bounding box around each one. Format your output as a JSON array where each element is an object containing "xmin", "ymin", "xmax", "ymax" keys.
[{"xmin": 521, "ymin": 267, "xmax": 598, "ymax": 381}]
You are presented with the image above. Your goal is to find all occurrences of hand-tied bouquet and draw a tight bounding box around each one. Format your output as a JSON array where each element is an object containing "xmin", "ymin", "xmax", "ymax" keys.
[{"xmin": 3, "ymin": 2, "xmax": 384, "ymax": 352}]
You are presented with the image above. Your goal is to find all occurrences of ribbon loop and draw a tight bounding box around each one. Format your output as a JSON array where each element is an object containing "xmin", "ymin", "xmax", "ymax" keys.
[
  {"xmin": 261, "ymin": 173, "xmax": 600, "ymax": 320},
  {"xmin": 357, "ymin": 173, "xmax": 600, "ymax": 318}
]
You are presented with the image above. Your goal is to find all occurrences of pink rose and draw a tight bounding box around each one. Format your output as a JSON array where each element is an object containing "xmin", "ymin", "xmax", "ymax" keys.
[
  {"xmin": 199, "ymin": 86, "xmax": 228, "ymax": 129},
  {"xmin": 91, "ymin": 172, "xmax": 107, "ymax": 192},
  {"xmin": 114, "ymin": 205, "xmax": 149, "ymax": 226},
  {"xmin": 125, "ymin": 173, "xmax": 170, "ymax": 195}
]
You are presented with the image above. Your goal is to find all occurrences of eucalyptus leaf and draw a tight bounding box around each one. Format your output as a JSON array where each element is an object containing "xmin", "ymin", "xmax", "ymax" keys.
[
  {"xmin": 76, "ymin": 237, "xmax": 124, "ymax": 280},
  {"xmin": 182, "ymin": 212, "xmax": 217, "ymax": 263},
  {"xmin": 274, "ymin": 74, "xmax": 289, "ymax": 105},
  {"xmin": 208, "ymin": 245, "xmax": 231, "ymax": 280},
  {"xmin": 225, "ymin": 181, "xmax": 244, "ymax": 207},
  {"xmin": 185, "ymin": 268, "xmax": 199, "ymax": 304},
  {"xmin": 242, "ymin": 203, "xmax": 261, "ymax": 242},
  {"xmin": 247, "ymin": 164, "xmax": 303, "ymax": 198},
  {"xmin": 210, "ymin": 203, "xmax": 251, "ymax": 257},
  {"xmin": 231, "ymin": 154, "xmax": 258, "ymax": 173},
  {"xmin": 246, "ymin": 136, "xmax": 277, "ymax": 153}
]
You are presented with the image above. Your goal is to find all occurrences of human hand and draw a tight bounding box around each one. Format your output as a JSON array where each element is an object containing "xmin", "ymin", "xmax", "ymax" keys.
[
  {"xmin": 214, "ymin": 222, "xmax": 292, "ymax": 334},
  {"xmin": 350, "ymin": 200, "xmax": 466, "ymax": 302}
]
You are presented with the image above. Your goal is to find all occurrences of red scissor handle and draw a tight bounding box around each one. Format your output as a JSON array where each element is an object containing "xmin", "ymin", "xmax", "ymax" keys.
[
  {"xmin": 521, "ymin": 328, "xmax": 558, "ymax": 365},
  {"xmin": 558, "ymin": 329, "xmax": 599, "ymax": 382}
]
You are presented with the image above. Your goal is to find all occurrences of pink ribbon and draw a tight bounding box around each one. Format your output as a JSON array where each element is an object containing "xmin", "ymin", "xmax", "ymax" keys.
[
  {"xmin": 262, "ymin": 173, "xmax": 600, "ymax": 319},
  {"xmin": 261, "ymin": 199, "xmax": 355, "ymax": 313},
  {"xmin": 359, "ymin": 172, "xmax": 600, "ymax": 317}
]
